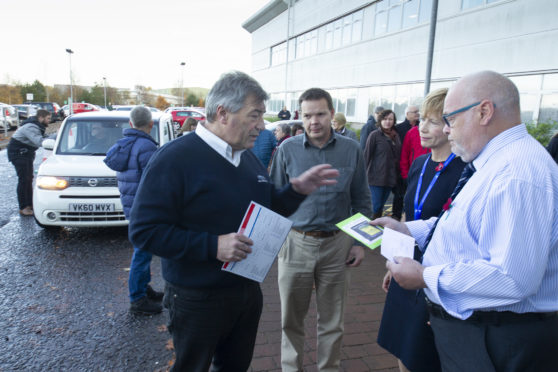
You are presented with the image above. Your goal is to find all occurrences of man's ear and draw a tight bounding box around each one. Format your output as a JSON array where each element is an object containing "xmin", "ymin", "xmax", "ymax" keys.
[
  {"xmin": 216, "ymin": 105, "xmax": 228, "ymax": 125},
  {"xmin": 149, "ymin": 120, "xmax": 154, "ymax": 129},
  {"xmin": 479, "ymin": 100, "xmax": 495, "ymax": 127}
]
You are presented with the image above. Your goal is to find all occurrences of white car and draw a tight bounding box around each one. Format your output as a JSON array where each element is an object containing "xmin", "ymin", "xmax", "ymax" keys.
[{"xmin": 33, "ymin": 111, "xmax": 176, "ymax": 229}]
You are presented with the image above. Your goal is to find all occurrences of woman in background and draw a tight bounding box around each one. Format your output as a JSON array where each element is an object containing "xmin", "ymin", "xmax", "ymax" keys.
[{"xmin": 364, "ymin": 109, "xmax": 401, "ymax": 219}]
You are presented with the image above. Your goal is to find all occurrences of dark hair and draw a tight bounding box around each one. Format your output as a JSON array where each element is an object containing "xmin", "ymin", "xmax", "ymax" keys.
[
  {"xmin": 298, "ymin": 88, "xmax": 333, "ymax": 111},
  {"xmin": 291, "ymin": 123, "xmax": 304, "ymax": 136},
  {"xmin": 37, "ymin": 109, "xmax": 51, "ymax": 119},
  {"xmin": 376, "ymin": 109, "xmax": 396, "ymax": 127},
  {"xmin": 184, "ymin": 118, "xmax": 198, "ymax": 131}
]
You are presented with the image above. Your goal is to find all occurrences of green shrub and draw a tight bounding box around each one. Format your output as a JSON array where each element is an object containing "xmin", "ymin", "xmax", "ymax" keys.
[
  {"xmin": 526, "ymin": 120, "xmax": 558, "ymax": 147},
  {"xmin": 264, "ymin": 116, "xmax": 281, "ymax": 123}
]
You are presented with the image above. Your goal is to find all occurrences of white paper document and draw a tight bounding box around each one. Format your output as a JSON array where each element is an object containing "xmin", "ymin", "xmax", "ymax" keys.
[
  {"xmin": 222, "ymin": 201, "xmax": 293, "ymax": 283},
  {"xmin": 380, "ymin": 227, "xmax": 416, "ymax": 262}
]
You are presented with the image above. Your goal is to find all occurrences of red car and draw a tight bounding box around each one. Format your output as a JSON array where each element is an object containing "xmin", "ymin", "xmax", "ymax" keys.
[{"xmin": 169, "ymin": 108, "xmax": 205, "ymax": 129}]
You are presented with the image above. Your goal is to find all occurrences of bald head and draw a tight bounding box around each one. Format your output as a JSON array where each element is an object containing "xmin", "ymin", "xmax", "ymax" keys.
[
  {"xmin": 453, "ymin": 71, "xmax": 521, "ymax": 125},
  {"xmin": 443, "ymin": 71, "xmax": 523, "ymax": 162}
]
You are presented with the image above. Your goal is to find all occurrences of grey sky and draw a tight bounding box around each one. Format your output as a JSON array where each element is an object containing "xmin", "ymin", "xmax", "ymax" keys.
[{"xmin": 1, "ymin": 0, "xmax": 269, "ymax": 89}]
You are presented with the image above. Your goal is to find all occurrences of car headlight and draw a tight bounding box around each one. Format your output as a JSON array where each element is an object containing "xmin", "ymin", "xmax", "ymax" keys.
[{"xmin": 37, "ymin": 176, "xmax": 69, "ymax": 190}]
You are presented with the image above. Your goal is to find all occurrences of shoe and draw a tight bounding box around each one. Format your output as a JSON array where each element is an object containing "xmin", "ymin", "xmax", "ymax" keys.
[
  {"xmin": 19, "ymin": 207, "xmax": 33, "ymax": 216},
  {"xmin": 146, "ymin": 285, "xmax": 164, "ymax": 302},
  {"xmin": 130, "ymin": 296, "xmax": 163, "ymax": 315}
]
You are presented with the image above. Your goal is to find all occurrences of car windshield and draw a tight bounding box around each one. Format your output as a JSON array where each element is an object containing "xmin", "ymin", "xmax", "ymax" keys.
[
  {"xmin": 34, "ymin": 103, "xmax": 53, "ymax": 110},
  {"xmin": 55, "ymin": 119, "xmax": 160, "ymax": 155}
]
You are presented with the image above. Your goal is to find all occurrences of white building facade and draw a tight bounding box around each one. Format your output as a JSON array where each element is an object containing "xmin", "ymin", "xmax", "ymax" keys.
[{"xmin": 243, "ymin": 0, "xmax": 558, "ymax": 124}]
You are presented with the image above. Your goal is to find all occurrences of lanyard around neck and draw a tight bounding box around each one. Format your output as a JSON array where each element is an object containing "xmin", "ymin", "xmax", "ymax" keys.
[{"xmin": 414, "ymin": 153, "xmax": 456, "ymax": 220}]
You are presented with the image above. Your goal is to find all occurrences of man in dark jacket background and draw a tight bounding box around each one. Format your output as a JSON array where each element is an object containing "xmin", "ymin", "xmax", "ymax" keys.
[
  {"xmin": 104, "ymin": 106, "xmax": 163, "ymax": 315},
  {"xmin": 7, "ymin": 109, "xmax": 51, "ymax": 216},
  {"xmin": 360, "ymin": 106, "xmax": 384, "ymax": 151}
]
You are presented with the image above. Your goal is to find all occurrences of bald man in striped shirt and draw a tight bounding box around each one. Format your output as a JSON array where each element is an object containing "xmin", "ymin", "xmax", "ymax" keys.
[{"xmin": 374, "ymin": 71, "xmax": 558, "ymax": 372}]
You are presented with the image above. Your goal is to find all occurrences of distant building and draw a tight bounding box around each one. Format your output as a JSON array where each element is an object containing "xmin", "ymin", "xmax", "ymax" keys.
[{"xmin": 243, "ymin": 0, "xmax": 558, "ymax": 124}]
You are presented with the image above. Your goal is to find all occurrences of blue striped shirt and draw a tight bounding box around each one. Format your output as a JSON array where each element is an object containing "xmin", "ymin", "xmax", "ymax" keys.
[{"xmin": 407, "ymin": 124, "xmax": 558, "ymax": 319}]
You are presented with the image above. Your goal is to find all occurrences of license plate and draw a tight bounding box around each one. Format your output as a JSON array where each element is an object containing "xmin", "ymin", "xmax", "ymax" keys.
[{"xmin": 69, "ymin": 203, "xmax": 115, "ymax": 212}]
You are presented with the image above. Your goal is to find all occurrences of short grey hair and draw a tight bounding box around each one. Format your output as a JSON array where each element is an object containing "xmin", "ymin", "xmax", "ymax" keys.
[
  {"xmin": 277, "ymin": 123, "xmax": 290, "ymax": 135},
  {"xmin": 130, "ymin": 106, "xmax": 152, "ymax": 128},
  {"xmin": 205, "ymin": 71, "xmax": 269, "ymax": 122},
  {"xmin": 374, "ymin": 106, "xmax": 384, "ymax": 114}
]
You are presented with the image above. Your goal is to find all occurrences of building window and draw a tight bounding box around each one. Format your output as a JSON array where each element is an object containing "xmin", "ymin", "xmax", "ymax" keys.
[
  {"xmin": 323, "ymin": 10, "xmax": 364, "ymax": 51},
  {"xmin": 375, "ymin": 0, "xmax": 431, "ymax": 37},
  {"xmin": 462, "ymin": 0, "xmax": 502, "ymax": 10},
  {"xmin": 271, "ymin": 42, "xmax": 287, "ymax": 66}
]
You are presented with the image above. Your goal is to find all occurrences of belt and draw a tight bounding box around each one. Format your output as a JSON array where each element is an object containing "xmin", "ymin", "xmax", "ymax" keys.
[
  {"xmin": 292, "ymin": 228, "xmax": 340, "ymax": 238},
  {"xmin": 425, "ymin": 297, "xmax": 558, "ymax": 324}
]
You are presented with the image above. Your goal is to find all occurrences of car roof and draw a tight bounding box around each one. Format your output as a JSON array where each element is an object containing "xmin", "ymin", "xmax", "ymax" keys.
[{"xmin": 65, "ymin": 110, "xmax": 170, "ymax": 122}]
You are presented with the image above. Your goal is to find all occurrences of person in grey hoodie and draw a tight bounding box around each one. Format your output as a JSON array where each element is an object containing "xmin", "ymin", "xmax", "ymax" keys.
[
  {"xmin": 7, "ymin": 109, "xmax": 51, "ymax": 216},
  {"xmin": 104, "ymin": 106, "xmax": 163, "ymax": 315}
]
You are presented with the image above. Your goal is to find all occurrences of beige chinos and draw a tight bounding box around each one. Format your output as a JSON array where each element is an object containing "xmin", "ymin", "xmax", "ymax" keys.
[{"xmin": 278, "ymin": 229, "xmax": 353, "ymax": 372}]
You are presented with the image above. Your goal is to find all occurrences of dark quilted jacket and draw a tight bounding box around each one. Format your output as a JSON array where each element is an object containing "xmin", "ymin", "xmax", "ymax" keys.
[{"xmin": 104, "ymin": 128, "xmax": 157, "ymax": 219}]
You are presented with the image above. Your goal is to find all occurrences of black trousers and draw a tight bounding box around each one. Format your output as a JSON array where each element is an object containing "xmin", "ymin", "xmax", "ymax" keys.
[
  {"xmin": 430, "ymin": 312, "xmax": 558, "ymax": 372},
  {"xmin": 11, "ymin": 156, "xmax": 34, "ymax": 210},
  {"xmin": 391, "ymin": 178, "xmax": 406, "ymax": 220},
  {"xmin": 164, "ymin": 280, "xmax": 263, "ymax": 372}
]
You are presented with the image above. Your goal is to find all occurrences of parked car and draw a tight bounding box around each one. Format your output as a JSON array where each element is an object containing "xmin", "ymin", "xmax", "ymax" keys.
[
  {"xmin": 33, "ymin": 111, "xmax": 176, "ymax": 229},
  {"xmin": 13, "ymin": 104, "xmax": 39, "ymax": 120},
  {"xmin": 72, "ymin": 102, "xmax": 100, "ymax": 115},
  {"xmin": 0, "ymin": 103, "xmax": 20, "ymax": 129},
  {"xmin": 114, "ymin": 105, "xmax": 160, "ymax": 113},
  {"xmin": 27, "ymin": 102, "xmax": 63, "ymax": 121},
  {"xmin": 167, "ymin": 107, "xmax": 206, "ymax": 129},
  {"xmin": 265, "ymin": 119, "xmax": 303, "ymax": 132}
]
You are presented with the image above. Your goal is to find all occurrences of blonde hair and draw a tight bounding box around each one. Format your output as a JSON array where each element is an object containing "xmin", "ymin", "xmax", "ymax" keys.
[
  {"xmin": 333, "ymin": 112, "xmax": 346, "ymax": 126},
  {"xmin": 421, "ymin": 88, "xmax": 448, "ymax": 119}
]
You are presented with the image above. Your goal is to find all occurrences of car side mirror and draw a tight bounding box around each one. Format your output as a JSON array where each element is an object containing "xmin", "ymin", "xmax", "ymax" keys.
[{"xmin": 42, "ymin": 138, "xmax": 55, "ymax": 150}]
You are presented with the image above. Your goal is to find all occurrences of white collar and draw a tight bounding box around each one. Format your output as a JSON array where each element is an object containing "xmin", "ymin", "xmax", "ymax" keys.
[{"xmin": 195, "ymin": 123, "xmax": 244, "ymax": 167}]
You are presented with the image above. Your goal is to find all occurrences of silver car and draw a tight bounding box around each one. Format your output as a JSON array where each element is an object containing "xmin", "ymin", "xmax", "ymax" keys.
[{"xmin": 0, "ymin": 103, "xmax": 20, "ymax": 129}]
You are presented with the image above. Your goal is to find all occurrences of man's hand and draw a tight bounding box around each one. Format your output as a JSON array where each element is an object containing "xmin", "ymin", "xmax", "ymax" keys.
[
  {"xmin": 385, "ymin": 256, "xmax": 426, "ymax": 290},
  {"xmin": 217, "ymin": 233, "xmax": 253, "ymax": 263},
  {"xmin": 370, "ymin": 216, "xmax": 411, "ymax": 237},
  {"xmin": 382, "ymin": 270, "xmax": 392, "ymax": 293},
  {"xmin": 345, "ymin": 245, "xmax": 365, "ymax": 267},
  {"xmin": 290, "ymin": 164, "xmax": 339, "ymax": 195}
]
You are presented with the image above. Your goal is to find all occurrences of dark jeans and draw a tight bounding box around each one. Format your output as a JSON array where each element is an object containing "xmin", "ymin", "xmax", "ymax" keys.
[
  {"xmin": 128, "ymin": 247, "xmax": 152, "ymax": 302},
  {"xmin": 11, "ymin": 156, "xmax": 34, "ymax": 210},
  {"xmin": 430, "ymin": 312, "xmax": 558, "ymax": 372},
  {"xmin": 369, "ymin": 185, "xmax": 392, "ymax": 215},
  {"xmin": 391, "ymin": 178, "xmax": 406, "ymax": 220},
  {"xmin": 164, "ymin": 280, "xmax": 263, "ymax": 372}
]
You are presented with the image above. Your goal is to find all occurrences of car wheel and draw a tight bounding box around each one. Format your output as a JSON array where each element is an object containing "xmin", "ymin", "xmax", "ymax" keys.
[{"xmin": 34, "ymin": 216, "xmax": 62, "ymax": 231}]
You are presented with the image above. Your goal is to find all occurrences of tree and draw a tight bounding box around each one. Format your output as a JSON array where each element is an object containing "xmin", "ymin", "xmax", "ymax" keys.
[
  {"xmin": 134, "ymin": 85, "xmax": 155, "ymax": 106},
  {"xmin": 20, "ymin": 80, "xmax": 47, "ymax": 102},
  {"xmin": 155, "ymin": 96, "xmax": 169, "ymax": 110},
  {"xmin": 0, "ymin": 84, "xmax": 22, "ymax": 104},
  {"xmin": 197, "ymin": 97, "xmax": 205, "ymax": 107},
  {"xmin": 186, "ymin": 93, "xmax": 197, "ymax": 106}
]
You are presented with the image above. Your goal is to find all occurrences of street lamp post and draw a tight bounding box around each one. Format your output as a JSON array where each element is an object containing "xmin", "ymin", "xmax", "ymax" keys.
[
  {"xmin": 103, "ymin": 77, "xmax": 107, "ymax": 109},
  {"xmin": 65, "ymin": 48, "xmax": 74, "ymax": 115},
  {"xmin": 180, "ymin": 61, "xmax": 186, "ymax": 107}
]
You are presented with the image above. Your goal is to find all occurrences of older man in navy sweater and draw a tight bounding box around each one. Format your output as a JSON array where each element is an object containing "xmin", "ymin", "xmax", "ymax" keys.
[{"xmin": 129, "ymin": 71, "xmax": 338, "ymax": 372}]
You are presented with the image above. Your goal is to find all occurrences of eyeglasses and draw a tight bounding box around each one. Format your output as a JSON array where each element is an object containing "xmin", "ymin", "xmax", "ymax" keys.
[{"xmin": 442, "ymin": 101, "xmax": 481, "ymax": 127}]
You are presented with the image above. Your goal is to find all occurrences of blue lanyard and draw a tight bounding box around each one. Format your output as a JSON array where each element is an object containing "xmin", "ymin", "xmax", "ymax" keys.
[{"xmin": 414, "ymin": 153, "xmax": 456, "ymax": 220}]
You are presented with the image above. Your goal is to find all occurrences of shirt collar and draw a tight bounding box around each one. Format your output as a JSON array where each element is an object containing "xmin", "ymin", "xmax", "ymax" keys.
[
  {"xmin": 303, "ymin": 128, "xmax": 337, "ymax": 149},
  {"xmin": 196, "ymin": 122, "xmax": 245, "ymax": 167},
  {"xmin": 472, "ymin": 123, "xmax": 526, "ymax": 171}
]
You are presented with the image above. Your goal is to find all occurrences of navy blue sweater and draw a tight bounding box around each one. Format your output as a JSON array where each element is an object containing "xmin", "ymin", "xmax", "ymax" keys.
[
  {"xmin": 104, "ymin": 128, "xmax": 157, "ymax": 219},
  {"xmin": 129, "ymin": 133, "xmax": 306, "ymax": 289}
]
